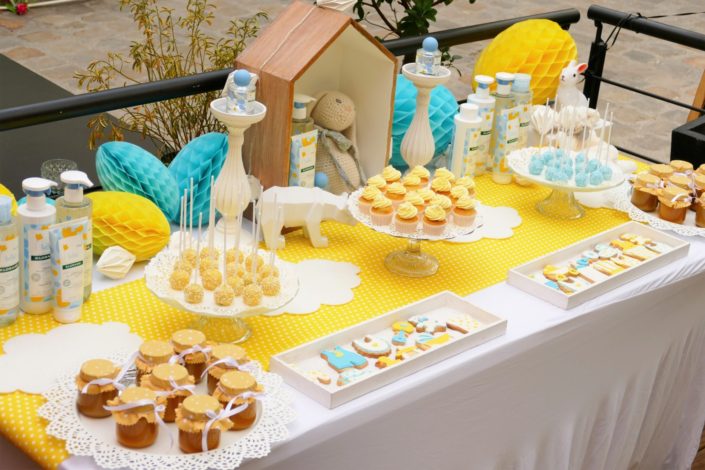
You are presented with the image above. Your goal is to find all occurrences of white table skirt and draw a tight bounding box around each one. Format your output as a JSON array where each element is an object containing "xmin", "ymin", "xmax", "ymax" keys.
[{"xmin": 6, "ymin": 234, "xmax": 705, "ymax": 470}]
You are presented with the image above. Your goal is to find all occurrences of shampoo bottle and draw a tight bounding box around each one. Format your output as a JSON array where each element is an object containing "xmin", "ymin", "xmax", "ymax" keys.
[
  {"xmin": 289, "ymin": 94, "xmax": 318, "ymax": 187},
  {"xmin": 56, "ymin": 170, "xmax": 94, "ymax": 301},
  {"xmin": 0, "ymin": 196, "xmax": 19, "ymax": 327},
  {"xmin": 511, "ymin": 73, "xmax": 533, "ymax": 186},
  {"xmin": 291, "ymin": 94, "xmax": 316, "ymax": 135},
  {"xmin": 449, "ymin": 103, "xmax": 483, "ymax": 177},
  {"xmin": 490, "ymin": 72, "xmax": 517, "ymax": 185},
  {"xmin": 18, "ymin": 177, "xmax": 57, "ymax": 314},
  {"xmin": 467, "ymin": 75, "xmax": 495, "ymax": 175}
]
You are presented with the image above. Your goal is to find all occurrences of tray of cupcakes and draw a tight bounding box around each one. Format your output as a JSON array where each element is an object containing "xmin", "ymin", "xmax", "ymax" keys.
[
  {"xmin": 347, "ymin": 165, "xmax": 482, "ymax": 240},
  {"xmin": 38, "ymin": 329, "xmax": 295, "ymax": 470},
  {"xmin": 615, "ymin": 161, "xmax": 705, "ymax": 237}
]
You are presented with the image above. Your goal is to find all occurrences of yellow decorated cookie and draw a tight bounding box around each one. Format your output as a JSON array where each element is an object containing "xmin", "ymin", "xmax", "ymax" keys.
[{"xmin": 382, "ymin": 165, "xmax": 402, "ymax": 183}]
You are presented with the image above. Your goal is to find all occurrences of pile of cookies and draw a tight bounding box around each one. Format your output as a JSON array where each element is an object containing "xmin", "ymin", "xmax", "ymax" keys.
[
  {"xmin": 358, "ymin": 165, "xmax": 479, "ymax": 235},
  {"xmin": 294, "ymin": 313, "xmax": 484, "ymax": 388},
  {"xmin": 532, "ymin": 232, "xmax": 673, "ymax": 294},
  {"xmin": 75, "ymin": 329, "xmax": 263, "ymax": 454}
]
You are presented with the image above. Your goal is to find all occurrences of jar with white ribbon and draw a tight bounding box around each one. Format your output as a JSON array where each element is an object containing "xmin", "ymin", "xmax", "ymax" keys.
[
  {"xmin": 170, "ymin": 329, "xmax": 211, "ymax": 382},
  {"xmin": 135, "ymin": 339, "xmax": 175, "ymax": 384},
  {"xmin": 175, "ymin": 394, "xmax": 232, "ymax": 454},
  {"xmin": 212, "ymin": 370, "xmax": 264, "ymax": 431},
  {"xmin": 631, "ymin": 173, "xmax": 662, "ymax": 213},
  {"xmin": 75, "ymin": 358, "xmax": 121, "ymax": 418},
  {"xmin": 140, "ymin": 363, "xmax": 195, "ymax": 423},
  {"xmin": 203, "ymin": 343, "xmax": 250, "ymax": 394},
  {"xmin": 105, "ymin": 386, "xmax": 167, "ymax": 449},
  {"xmin": 657, "ymin": 185, "xmax": 692, "ymax": 224}
]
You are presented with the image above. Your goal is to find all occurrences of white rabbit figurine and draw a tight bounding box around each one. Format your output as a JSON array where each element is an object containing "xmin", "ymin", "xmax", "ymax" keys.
[{"xmin": 556, "ymin": 60, "xmax": 589, "ymax": 110}]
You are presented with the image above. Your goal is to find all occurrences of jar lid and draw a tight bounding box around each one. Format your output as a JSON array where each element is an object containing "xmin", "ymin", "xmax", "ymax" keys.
[
  {"xmin": 121, "ymin": 386, "xmax": 157, "ymax": 404},
  {"xmin": 695, "ymin": 173, "xmax": 705, "ymax": 189},
  {"xmin": 181, "ymin": 394, "xmax": 220, "ymax": 421},
  {"xmin": 211, "ymin": 344, "xmax": 247, "ymax": 364},
  {"xmin": 670, "ymin": 159, "xmax": 693, "ymax": 172},
  {"xmin": 218, "ymin": 370, "xmax": 256, "ymax": 396},
  {"xmin": 80, "ymin": 359, "xmax": 117, "ymax": 382},
  {"xmin": 151, "ymin": 363, "xmax": 190, "ymax": 389},
  {"xmin": 635, "ymin": 173, "xmax": 660, "ymax": 187},
  {"xmin": 659, "ymin": 185, "xmax": 690, "ymax": 207},
  {"xmin": 171, "ymin": 329, "xmax": 206, "ymax": 352},
  {"xmin": 650, "ymin": 164, "xmax": 674, "ymax": 178},
  {"xmin": 139, "ymin": 340, "xmax": 173, "ymax": 363},
  {"xmin": 668, "ymin": 174, "xmax": 692, "ymax": 190}
]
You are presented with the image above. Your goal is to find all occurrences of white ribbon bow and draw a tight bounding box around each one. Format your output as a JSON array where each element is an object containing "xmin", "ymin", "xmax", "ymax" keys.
[
  {"xmin": 103, "ymin": 398, "xmax": 173, "ymax": 448},
  {"xmin": 169, "ymin": 345, "xmax": 212, "ymax": 365},
  {"xmin": 201, "ymin": 391, "xmax": 267, "ymax": 452},
  {"xmin": 82, "ymin": 352, "xmax": 139, "ymax": 394},
  {"xmin": 200, "ymin": 358, "xmax": 256, "ymax": 380},
  {"xmin": 670, "ymin": 192, "xmax": 693, "ymax": 204}
]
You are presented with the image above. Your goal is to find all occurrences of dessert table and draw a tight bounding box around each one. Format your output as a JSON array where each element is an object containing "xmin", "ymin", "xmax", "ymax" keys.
[{"xmin": 1, "ymin": 172, "xmax": 705, "ymax": 469}]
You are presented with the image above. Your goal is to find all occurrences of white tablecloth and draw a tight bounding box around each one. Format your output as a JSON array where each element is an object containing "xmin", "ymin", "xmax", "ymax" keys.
[{"xmin": 4, "ymin": 234, "xmax": 705, "ymax": 470}]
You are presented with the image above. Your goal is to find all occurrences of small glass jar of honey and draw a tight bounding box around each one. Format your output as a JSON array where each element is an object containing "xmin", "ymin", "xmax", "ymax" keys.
[
  {"xmin": 175, "ymin": 395, "xmax": 232, "ymax": 453},
  {"xmin": 135, "ymin": 340, "xmax": 174, "ymax": 384},
  {"xmin": 205, "ymin": 344, "xmax": 248, "ymax": 395},
  {"xmin": 141, "ymin": 363, "xmax": 194, "ymax": 423},
  {"xmin": 658, "ymin": 186, "xmax": 691, "ymax": 224},
  {"xmin": 212, "ymin": 370, "xmax": 263, "ymax": 431},
  {"xmin": 696, "ymin": 195, "xmax": 705, "ymax": 228},
  {"xmin": 75, "ymin": 359, "xmax": 120, "ymax": 418},
  {"xmin": 171, "ymin": 329, "xmax": 210, "ymax": 383},
  {"xmin": 106, "ymin": 386, "xmax": 165, "ymax": 449},
  {"xmin": 631, "ymin": 173, "xmax": 661, "ymax": 212}
]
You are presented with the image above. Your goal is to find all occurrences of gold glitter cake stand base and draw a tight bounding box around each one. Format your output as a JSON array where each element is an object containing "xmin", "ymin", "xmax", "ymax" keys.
[
  {"xmin": 384, "ymin": 239, "xmax": 439, "ymax": 278},
  {"xmin": 190, "ymin": 316, "xmax": 251, "ymax": 344},
  {"xmin": 536, "ymin": 189, "xmax": 585, "ymax": 220}
]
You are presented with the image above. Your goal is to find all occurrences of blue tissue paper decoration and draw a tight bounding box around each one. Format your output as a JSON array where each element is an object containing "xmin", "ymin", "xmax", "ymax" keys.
[
  {"xmin": 168, "ymin": 132, "xmax": 228, "ymax": 223},
  {"xmin": 96, "ymin": 141, "xmax": 180, "ymax": 221},
  {"xmin": 390, "ymin": 74, "xmax": 457, "ymax": 170}
]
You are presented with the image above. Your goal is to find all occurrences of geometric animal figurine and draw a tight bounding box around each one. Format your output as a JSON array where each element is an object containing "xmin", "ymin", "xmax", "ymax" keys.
[
  {"xmin": 260, "ymin": 186, "xmax": 357, "ymax": 249},
  {"xmin": 556, "ymin": 60, "xmax": 589, "ymax": 110}
]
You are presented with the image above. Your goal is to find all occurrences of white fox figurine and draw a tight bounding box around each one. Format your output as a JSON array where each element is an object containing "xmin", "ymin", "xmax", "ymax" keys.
[
  {"xmin": 556, "ymin": 60, "xmax": 589, "ymax": 110},
  {"xmin": 260, "ymin": 186, "xmax": 357, "ymax": 249}
]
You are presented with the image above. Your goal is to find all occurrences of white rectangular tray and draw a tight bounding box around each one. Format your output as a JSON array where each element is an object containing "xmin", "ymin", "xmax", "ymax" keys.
[
  {"xmin": 507, "ymin": 221, "xmax": 689, "ymax": 309},
  {"xmin": 270, "ymin": 291, "xmax": 507, "ymax": 409}
]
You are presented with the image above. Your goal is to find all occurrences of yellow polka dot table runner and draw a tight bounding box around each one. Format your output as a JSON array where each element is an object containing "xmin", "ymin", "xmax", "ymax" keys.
[{"xmin": 0, "ymin": 174, "xmax": 635, "ymax": 469}]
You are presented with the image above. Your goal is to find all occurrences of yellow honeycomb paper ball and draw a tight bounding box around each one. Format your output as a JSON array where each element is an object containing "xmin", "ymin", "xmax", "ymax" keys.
[
  {"xmin": 87, "ymin": 191, "xmax": 170, "ymax": 261},
  {"xmin": 473, "ymin": 19, "xmax": 578, "ymax": 104},
  {"xmin": 0, "ymin": 184, "xmax": 17, "ymax": 216}
]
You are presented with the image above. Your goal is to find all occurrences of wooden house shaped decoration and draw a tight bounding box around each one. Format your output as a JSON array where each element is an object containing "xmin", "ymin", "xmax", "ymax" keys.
[{"xmin": 236, "ymin": 1, "xmax": 398, "ymax": 189}]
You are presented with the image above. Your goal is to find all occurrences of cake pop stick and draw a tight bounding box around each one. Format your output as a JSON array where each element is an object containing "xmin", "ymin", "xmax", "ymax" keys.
[
  {"xmin": 222, "ymin": 216, "xmax": 227, "ymax": 278},
  {"xmin": 599, "ymin": 103, "xmax": 610, "ymax": 164},
  {"xmin": 538, "ymin": 98, "xmax": 550, "ymax": 150},
  {"xmin": 194, "ymin": 213, "xmax": 202, "ymax": 283},
  {"xmin": 179, "ymin": 194, "xmax": 185, "ymax": 259},
  {"xmin": 189, "ymin": 178, "xmax": 194, "ymax": 250},
  {"xmin": 581, "ymin": 118, "xmax": 587, "ymax": 152},
  {"xmin": 269, "ymin": 204, "xmax": 282, "ymax": 268},
  {"xmin": 207, "ymin": 176, "xmax": 215, "ymax": 256},
  {"xmin": 250, "ymin": 200, "xmax": 261, "ymax": 280},
  {"xmin": 606, "ymin": 110, "xmax": 614, "ymax": 163}
]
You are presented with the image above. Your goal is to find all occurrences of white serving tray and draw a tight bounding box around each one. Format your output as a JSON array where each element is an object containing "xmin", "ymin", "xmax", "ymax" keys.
[
  {"xmin": 507, "ymin": 221, "xmax": 689, "ymax": 309},
  {"xmin": 270, "ymin": 291, "xmax": 507, "ymax": 409}
]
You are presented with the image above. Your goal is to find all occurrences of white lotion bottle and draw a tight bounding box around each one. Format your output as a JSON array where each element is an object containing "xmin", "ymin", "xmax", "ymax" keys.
[
  {"xmin": 18, "ymin": 177, "xmax": 57, "ymax": 315},
  {"xmin": 0, "ymin": 196, "xmax": 19, "ymax": 327},
  {"xmin": 467, "ymin": 75, "xmax": 495, "ymax": 175},
  {"xmin": 449, "ymin": 103, "xmax": 483, "ymax": 177}
]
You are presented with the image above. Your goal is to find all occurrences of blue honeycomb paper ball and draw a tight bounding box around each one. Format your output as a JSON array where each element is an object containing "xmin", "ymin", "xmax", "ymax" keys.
[
  {"xmin": 168, "ymin": 132, "xmax": 228, "ymax": 224},
  {"xmin": 96, "ymin": 141, "xmax": 180, "ymax": 220},
  {"xmin": 390, "ymin": 74, "xmax": 458, "ymax": 170}
]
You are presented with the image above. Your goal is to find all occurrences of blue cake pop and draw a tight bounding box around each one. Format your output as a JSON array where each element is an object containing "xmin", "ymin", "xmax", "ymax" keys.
[
  {"xmin": 600, "ymin": 164, "xmax": 613, "ymax": 180},
  {"xmin": 545, "ymin": 167, "xmax": 558, "ymax": 182},
  {"xmin": 590, "ymin": 170, "xmax": 604, "ymax": 186},
  {"xmin": 575, "ymin": 152, "xmax": 586, "ymax": 165},
  {"xmin": 587, "ymin": 159, "xmax": 600, "ymax": 172},
  {"xmin": 575, "ymin": 172, "xmax": 588, "ymax": 187},
  {"xmin": 529, "ymin": 159, "xmax": 544, "ymax": 176}
]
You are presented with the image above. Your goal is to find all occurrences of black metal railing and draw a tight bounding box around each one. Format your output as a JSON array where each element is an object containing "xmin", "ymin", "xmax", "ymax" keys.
[
  {"xmin": 583, "ymin": 5, "xmax": 705, "ymax": 162},
  {"xmin": 0, "ymin": 9, "xmax": 580, "ymax": 132}
]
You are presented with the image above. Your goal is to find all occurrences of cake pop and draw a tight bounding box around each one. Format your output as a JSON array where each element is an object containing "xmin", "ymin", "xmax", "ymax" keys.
[{"xmin": 261, "ymin": 276, "xmax": 281, "ymax": 296}]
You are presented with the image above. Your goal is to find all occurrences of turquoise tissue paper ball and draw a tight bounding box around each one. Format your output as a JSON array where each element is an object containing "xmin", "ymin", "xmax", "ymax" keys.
[
  {"xmin": 168, "ymin": 132, "xmax": 228, "ymax": 223},
  {"xmin": 390, "ymin": 74, "xmax": 458, "ymax": 170},
  {"xmin": 96, "ymin": 141, "xmax": 180, "ymax": 220}
]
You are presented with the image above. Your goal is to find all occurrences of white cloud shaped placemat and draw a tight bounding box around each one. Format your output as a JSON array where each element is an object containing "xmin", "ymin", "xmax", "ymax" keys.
[
  {"xmin": 0, "ymin": 322, "xmax": 142, "ymax": 394},
  {"xmin": 266, "ymin": 260, "xmax": 361, "ymax": 316},
  {"xmin": 449, "ymin": 204, "xmax": 522, "ymax": 243}
]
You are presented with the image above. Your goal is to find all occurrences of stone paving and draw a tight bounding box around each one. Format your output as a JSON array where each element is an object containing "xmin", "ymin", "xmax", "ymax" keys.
[{"xmin": 1, "ymin": 0, "xmax": 704, "ymax": 162}]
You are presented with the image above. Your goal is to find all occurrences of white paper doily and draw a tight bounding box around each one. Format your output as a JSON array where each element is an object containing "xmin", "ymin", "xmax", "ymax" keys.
[
  {"xmin": 614, "ymin": 188, "xmax": 705, "ymax": 238},
  {"xmin": 145, "ymin": 249, "xmax": 299, "ymax": 318},
  {"xmin": 448, "ymin": 205, "xmax": 521, "ymax": 243},
  {"xmin": 38, "ymin": 352, "xmax": 295, "ymax": 470},
  {"xmin": 508, "ymin": 147, "xmax": 625, "ymax": 192},
  {"xmin": 347, "ymin": 188, "xmax": 481, "ymax": 240}
]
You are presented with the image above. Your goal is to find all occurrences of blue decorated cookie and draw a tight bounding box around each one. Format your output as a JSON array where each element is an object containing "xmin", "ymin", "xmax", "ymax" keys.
[
  {"xmin": 392, "ymin": 330, "xmax": 409, "ymax": 346},
  {"xmin": 321, "ymin": 346, "xmax": 368, "ymax": 372},
  {"xmin": 408, "ymin": 314, "xmax": 446, "ymax": 333},
  {"xmin": 337, "ymin": 368, "xmax": 374, "ymax": 386}
]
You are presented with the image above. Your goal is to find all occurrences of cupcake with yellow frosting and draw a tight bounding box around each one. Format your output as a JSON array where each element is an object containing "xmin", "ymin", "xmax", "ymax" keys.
[
  {"xmin": 370, "ymin": 194, "xmax": 394, "ymax": 226},
  {"xmin": 449, "ymin": 185, "xmax": 469, "ymax": 206},
  {"xmin": 367, "ymin": 174, "xmax": 386, "ymax": 191},
  {"xmin": 417, "ymin": 188, "xmax": 435, "ymax": 204},
  {"xmin": 453, "ymin": 195, "xmax": 477, "ymax": 227},
  {"xmin": 434, "ymin": 167, "xmax": 456, "ymax": 183},
  {"xmin": 401, "ymin": 174, "xmax": 422, "ymax": 191},
  {"xmin": 430, "ymin": 194, "xmax": 452, "ymax": 214},
  {"xmin": 423, "ymin": 204, "xmax": 447, "ymax": 236},
  {"xmin": 404, "ymin": 191, "xmax": 425, "ymax": 214},
  {"xmin": 455, "ymin": 176, "xmax": 476, "ymax": 196},
  {"xmin": 394, "ymin": 202, "xmax": 420, "ymax": 234},
  {"xmin": 410, "ymin": 165, "xmax": 431, "ymax": 185},
  {"xmin": 430, "ymin": 177, "xmax": 452, "ymax": 196},
  {"xmin": 358, "ymin": 185, "xmax": 381, "ymax": 215},
  {"xmin": 385, "ymin": 182, "xmax": 407, "ymax": 207},
  {"xmin": 382, "ymin": 165, "xmax": 402, "ymax": 184}
]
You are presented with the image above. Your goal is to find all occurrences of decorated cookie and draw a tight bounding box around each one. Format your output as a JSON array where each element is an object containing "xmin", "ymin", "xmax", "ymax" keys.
[
  {"xmin": 446, "ymin": 316, "xmax": 482, "ymax": 334},
  {"xmin": 609, "ymin": 239, "xmax": 635, "ymax": 251},
  {"xmin": 305, "ymin": 370, "xmax": 332, "ymax": 385},
  {"xmin": 392, "ymin": 321, "xmax": 415, "ymax": 334},
  {"xmin": 395, "ymin": 346, "xmax": 419, "ymax": 360},
  {"xmin": 623, "ymin": 245, "xmax": 657, "ymax": 261},
  {"xmin": 416, "ymin": 333, "xmax": 451, "ymax": 351},
  {"xmin": 408, "ymin": 315, "xmax": 446, "ymax": 333},
  {"xmin": 352, "ymin": 335, "xmax": 392, "ymax": 358},
  {"xmin": 581, "ymin": 250, "xmax": 599, "ymax": 262},
  {"xmin": 611, "ymin": 255, "xmax": 640, "ymax": 268},
  {"xmin": 337, "ymin": 368, "xmax": 374, "ymax": 387},
  {"xmin": 321, "ymin": 346, "xmax": 368, "ymax": 372},
  {"xmin": 391, "ymin": 330, "xmax": 409, "ymax": 346},
  {"xmin": 591, "ymin": 260, "xmax": 623, "ymax": 276},
  {"xmin": 375, "ymin": 355, "xmax": 403, "ymax": 369}
]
